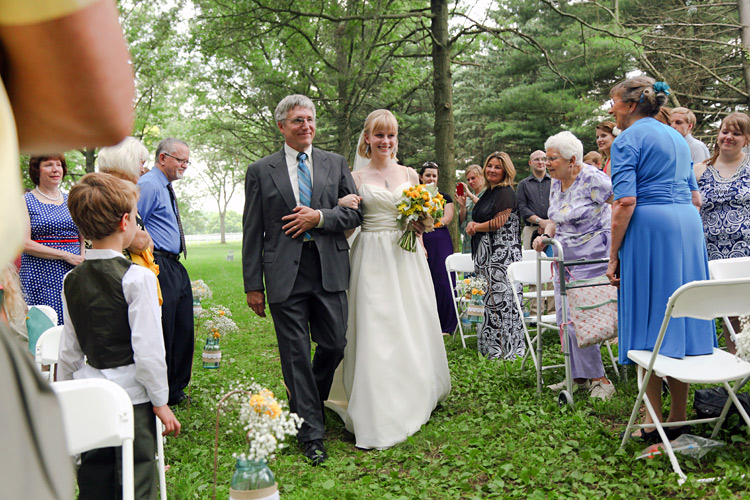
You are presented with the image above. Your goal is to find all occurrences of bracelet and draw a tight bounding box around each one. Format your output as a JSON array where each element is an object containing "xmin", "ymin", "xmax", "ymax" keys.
[{"xmin": 541, "ymin": 233, "xmax": 551, "ymax": 238}]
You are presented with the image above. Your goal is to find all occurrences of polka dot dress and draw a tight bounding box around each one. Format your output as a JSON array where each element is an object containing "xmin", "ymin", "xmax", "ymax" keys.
[{"xmin": 20, "ymin": 192, "xmax": 81, "ymax": 324}]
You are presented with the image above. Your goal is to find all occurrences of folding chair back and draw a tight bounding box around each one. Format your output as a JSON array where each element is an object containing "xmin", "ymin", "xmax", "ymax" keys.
[
  {"xmin": 522, "ymin": 249, "xmax": 538, "ymax": 261},
  {"xmin": 35, "ymin": 325, "xmax": 63, "ymax": 381},
  {"xmin": 507, "ymin": 258, "xmax": 553, "ymax": 286},
  {"xmin": 622, "ymin": 277, "xmax": 750, "ymax": 484},
  {"xmin": 707, "ymin": 257, "xmax": 750, "ymax": 345},
  {"xmin": 52, "ymin": 379, "xmax": 135, "ymax": 500},
  {"xmin": 31, "ymin": 304, "xmax": 58, "ymax": 326},
  {"xmin": 445, "ymin": 253, "xmax": 475, "ymax": 348}
]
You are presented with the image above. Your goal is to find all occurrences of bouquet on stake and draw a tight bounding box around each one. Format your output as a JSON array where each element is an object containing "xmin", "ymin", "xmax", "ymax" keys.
[
  {"xmin": 234, "ymin": 382, "xmax": 304, "ymax": 462},
  {"xmin": 395, "ymin": 183, "xmax": 445, "ymax": 252}
]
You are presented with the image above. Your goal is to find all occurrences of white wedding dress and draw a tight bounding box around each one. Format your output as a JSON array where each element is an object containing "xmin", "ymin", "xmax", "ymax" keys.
[{"xmin": 326, "ymin": 181, "xmax": 451, "ymax": 449}]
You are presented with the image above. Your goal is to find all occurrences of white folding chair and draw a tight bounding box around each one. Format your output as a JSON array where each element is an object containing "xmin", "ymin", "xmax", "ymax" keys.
[
  {"xmin": 522, "ymin": 249, "xmax": 538, "ymax": 261},
  {"xmin": 35, "ymin": 325, "xmax": 63, "ymax": 381},
  {"xmin": 52, "ymin": 379, "xmax": 136, "ymax": 500},
  {"xmin": 508, "ymin": 260, "xmax": 557, "ymax": 374},
  {"xmin": 620, "ymin": 277, "xmax": 750, "ymax": 485},
  {"xmin": 29, "ymin": 304, "xmax": 58, "ymax": 326},
  {"xmin": 445, "ymin": 253, "xmax": 476, "ymax": 348},
  {"xmin": 708, "ymin": 256, "xmax": 750, "ymax": 347}
]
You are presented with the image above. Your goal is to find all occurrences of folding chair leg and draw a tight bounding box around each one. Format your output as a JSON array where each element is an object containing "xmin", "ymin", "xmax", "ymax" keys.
[
  {"xmin": 604, "ymin": 340, "xmax": 620, "ymax": 379},
  {"xmin": 156, "ymin": 416, "xmax": 167, "ymax": 500},
  {"xmin": 122, "ymin": 439, "xmax": 135, "ymax": 500},
  {"xmin": 710, "ymin": 379, "xmax": 750, "ymax": 439}
]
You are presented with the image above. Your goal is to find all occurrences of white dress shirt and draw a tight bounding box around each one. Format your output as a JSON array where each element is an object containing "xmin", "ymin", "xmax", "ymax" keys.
[
  {"xmin": 284, "ymin": 143, "xmax": 325, "ymax": 227},
  {"xmin": 58, "ymin": 249, "xmax": 169, "ymax": 407}
]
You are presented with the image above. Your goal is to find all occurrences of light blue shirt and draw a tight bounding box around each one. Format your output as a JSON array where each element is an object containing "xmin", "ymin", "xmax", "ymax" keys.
[{"xmin": 137, "ymin": 167, "xmax": 181, "ymax": 254}]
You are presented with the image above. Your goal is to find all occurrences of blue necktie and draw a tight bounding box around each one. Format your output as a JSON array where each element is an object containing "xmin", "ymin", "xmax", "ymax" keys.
[{"xmin": 297, "ymin": 152, "xmax": 312, "ymax": 240}]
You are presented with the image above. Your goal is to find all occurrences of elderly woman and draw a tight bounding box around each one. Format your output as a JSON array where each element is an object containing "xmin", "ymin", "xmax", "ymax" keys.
[
  {"xmin": 20, "ymin": 155, "xmax": 84, "ymax": 323},
  {"xmin": 606, "ymin": 76, "xmax": 715, "ymax": 441},
  {"xmin": 694, "ymin": 111, "xmax": 750, "ymax": 352},
  {"xmin": 532, "ymin": 132, "xmax": 616, "ymax": 400},
  {"xmin": 456, "ymin": 164, "xmax": 486, "ymax": 253},
  {"xmin": 466, "ymin": 152, "xmax": 524, "ymax": 359},
  {"xmin": 419, "ymin": 161, "xmax": 457, "ymax": 335},
  {"xmin": 595, "ymin": 121, "xmax": 617, "ymax": 176},
  {"xmin": 98, "ymin": 137, "xmax": 162, "ymax": 303}
]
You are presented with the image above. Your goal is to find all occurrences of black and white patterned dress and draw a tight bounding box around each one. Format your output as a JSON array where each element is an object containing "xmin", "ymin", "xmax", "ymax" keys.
[{"xmin": 471, "ymin": 186, "xmax": 525, "ymax": 360}]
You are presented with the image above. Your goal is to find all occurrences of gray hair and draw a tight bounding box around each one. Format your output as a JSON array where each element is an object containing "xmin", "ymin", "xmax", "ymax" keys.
[
  {"xmin": 154, "ymin": 138, "xmax": 188, "ymax": 164},
  {"xmin": 610, "ymin": 76, "xmax": 669, "ymax": 118},
  {"xmin": 97, "ymin": 137, "xmax": 149, "ymax": 182},
  {"xmin": 274, "ymin": 94, "xmax": 316, "ymax": 123},
  {"xmin": 545, "ymin": 131, "xmax": 584, "ymax": 166}
]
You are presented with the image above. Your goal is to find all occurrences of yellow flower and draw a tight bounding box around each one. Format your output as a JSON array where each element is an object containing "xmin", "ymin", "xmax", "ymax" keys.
[
  {"xmin": 213, "ymin": 332, "xmax": 221, "ymax": 339},
  {"xmin": 464, "ymin": 278, "xmax": 471, "ymax": 284},
  {"xmin": 219, "ymin": 310, "xmax": 225, "ymax": 316}
]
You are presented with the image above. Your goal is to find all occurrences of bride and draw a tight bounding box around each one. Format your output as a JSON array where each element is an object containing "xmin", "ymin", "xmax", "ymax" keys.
[{"xmin": 326, "ymin": 109, "xmax": 451, "ymax": 449}]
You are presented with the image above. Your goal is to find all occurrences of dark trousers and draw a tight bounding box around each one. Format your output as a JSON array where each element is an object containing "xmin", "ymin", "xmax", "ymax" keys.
[
  {"xmin": 268, "ymin": 244, "xmax": 347, "ymax": 443},
  {"xmin": 154, "ymin": 255, "xmax": 194, "ymax": 402},
  {"xmin": 77, "ymin": 403, "xmax": 157, "ymax": 500}
]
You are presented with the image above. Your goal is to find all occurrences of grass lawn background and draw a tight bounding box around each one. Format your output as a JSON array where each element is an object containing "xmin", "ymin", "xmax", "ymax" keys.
[{"xmin": 168, "ymin": 242, "xmax": 750, "ymax": 499}]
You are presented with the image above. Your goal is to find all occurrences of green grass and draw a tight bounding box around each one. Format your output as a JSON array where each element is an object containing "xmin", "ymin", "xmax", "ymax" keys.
[{"xmin": 166, "ymin": 242, "xmax": 750, "ymax": 499}]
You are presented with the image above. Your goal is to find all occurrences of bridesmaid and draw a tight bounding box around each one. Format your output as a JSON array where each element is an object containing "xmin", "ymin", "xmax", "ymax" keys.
[{"xmin": 419, "ymin": 161, "xmax": 458, "ymax": 335}]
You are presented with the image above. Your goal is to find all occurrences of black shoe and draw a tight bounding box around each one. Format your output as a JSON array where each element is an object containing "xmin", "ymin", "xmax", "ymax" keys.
[
  {"xmin": 168, "ymin": 394, "xmax": 190, "ymax": 407},
  {"xmin": 621, "ymin": 428, "xmax": 662, "ymax": 443},
  {"xmin": 665, "ymin": 425, "xmax": 692, "ymax": 440},
  {"xmin": 303, "ymin": 439, "xmax": 328, "ymax": 466}
]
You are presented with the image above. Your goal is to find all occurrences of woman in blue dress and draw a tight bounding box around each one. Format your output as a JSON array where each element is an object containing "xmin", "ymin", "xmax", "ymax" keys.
[
  {"xmin": 20, "ymin": 155, "xmax": 83, "ymax": 323},
  {"xmin": 606, "ymin": 77, "xmax": 716, "ymax": 441}
]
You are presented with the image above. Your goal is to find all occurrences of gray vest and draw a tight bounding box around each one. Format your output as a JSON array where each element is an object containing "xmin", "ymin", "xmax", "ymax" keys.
[{"xmin": 63, "ymin": 258, "xmax": 134, "ymax": 369}]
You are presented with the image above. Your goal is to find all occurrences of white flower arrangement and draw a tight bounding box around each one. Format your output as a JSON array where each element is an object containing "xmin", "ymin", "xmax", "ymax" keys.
[
  {"xmin": 735, "ymin": 316, "xmax": 750, "ymax": 362},
  {"xmin": 456, "ymin": 275, "xmax": 488, "ymax": 299},
  {"xmin": 204, "ymin": 305, "xmax": 239, "ymax": 338},
  {"xmin": 191, "ymin": 279, "xmax": 213, "ymax": 301},
  {"xmin": 232, "ymin": 381, "xmax": 303, "ymax": 462}
]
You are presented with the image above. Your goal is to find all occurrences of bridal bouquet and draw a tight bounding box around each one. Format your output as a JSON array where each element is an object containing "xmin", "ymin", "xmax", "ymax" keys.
[{"xmin": 395, "ymin": 184, "xmax": 446, "ymax": 252}]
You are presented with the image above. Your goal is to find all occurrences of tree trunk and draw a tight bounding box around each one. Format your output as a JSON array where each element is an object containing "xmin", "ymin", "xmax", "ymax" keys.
[
  {"xmin": 219, "ymin": 209, "xmax": 226, "ymax": 244},
  {"xmin": 83, "ymin": 148, "xmax": 96, "ymax": 174},
  {"xmin": 334, "ymin": 0, "xmax": 355, "ymax": 162},
  {"xmin": 431, "ymin": 0, "xmax": 458, "ymax": 250},
  {"xmin": 739, "ymin": 0, "xmax": 750, "ymax": 103}
]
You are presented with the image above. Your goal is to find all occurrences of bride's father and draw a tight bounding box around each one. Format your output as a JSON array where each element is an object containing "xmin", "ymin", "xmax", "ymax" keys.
[{"xmin": 242, "ymin": 95, "xmax": 361, "ymax": 465}]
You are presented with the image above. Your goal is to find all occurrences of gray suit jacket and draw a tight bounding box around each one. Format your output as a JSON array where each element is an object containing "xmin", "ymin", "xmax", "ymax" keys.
[{"xmin": 242, "ymin": 147, "xmax": 362, "ymax": 303}]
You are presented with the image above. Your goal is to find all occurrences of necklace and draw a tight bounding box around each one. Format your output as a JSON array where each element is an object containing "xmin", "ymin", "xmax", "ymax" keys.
[
  {"xmin": 36, "ymin": 187, "xmax": 63, "ymax": 201},
  {"xmin": 372, "ymin": 164, "xmax": 393, "ymax": 188}
]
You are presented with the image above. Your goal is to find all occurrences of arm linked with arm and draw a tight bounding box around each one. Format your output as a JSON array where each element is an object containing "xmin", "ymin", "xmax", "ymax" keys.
[{"xmin": 319, "ymin": 158, "xmax": 363, "ymax": 232}]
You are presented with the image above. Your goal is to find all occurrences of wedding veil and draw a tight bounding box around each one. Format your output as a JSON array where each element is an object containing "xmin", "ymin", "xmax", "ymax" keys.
[{"xmin": 352, "ymin": 130, "xmax": 369, "ymax": 171}]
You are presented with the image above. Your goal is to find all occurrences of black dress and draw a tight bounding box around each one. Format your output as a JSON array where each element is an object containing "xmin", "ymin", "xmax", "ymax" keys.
[{"xmin": 471, "ymin": 186, "xmax": 525, "ymax": 360}]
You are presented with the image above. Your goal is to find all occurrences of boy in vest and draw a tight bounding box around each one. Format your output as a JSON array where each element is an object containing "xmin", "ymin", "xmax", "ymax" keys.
[{"xmin": 59, "ymin": 173, "xmax": 180, "ymax": 500}]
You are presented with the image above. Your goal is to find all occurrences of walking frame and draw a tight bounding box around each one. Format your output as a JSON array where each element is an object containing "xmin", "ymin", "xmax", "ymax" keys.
[{"xmin": 513, "ymin": 238, "xmax": 618, "ymax": 406}]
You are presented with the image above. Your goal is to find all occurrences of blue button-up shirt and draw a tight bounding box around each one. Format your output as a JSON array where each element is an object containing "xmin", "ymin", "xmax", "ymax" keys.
[{"xmin": 137, "ymin": 167, "xmax": 181, "ymax": 254}]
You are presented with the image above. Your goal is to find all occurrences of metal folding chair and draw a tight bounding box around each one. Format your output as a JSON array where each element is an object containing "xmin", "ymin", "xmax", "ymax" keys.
[
  {"xmin": 445, "ymin": 253, "xmax": 475, "ymax": 348},
  {"xmin": 620, "ymin": 277, "xmax": 750, "ymax": 484},
  {"xmin": 52, "ymin": 379, "xmax": 136, "ymax": 500},
  {"xmin": 35, "ymin": 325, "xmax": 63, "ymax": 381}
]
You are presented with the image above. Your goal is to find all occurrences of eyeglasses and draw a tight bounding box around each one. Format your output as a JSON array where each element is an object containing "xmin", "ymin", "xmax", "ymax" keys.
[
  {"xmin": 422, "ymin": 161, "xmax": 439, "ymax": 169},
  {"xmin": 163, "ymin": 153, "xmax": 191, "ymax": 166},
  {"xmin": 542, "ymin": 156, "xmax": 560, "ymax": 162},
  {"xmin": 286, "ymin": 117, "xmax": 315, "ymax": 126}
]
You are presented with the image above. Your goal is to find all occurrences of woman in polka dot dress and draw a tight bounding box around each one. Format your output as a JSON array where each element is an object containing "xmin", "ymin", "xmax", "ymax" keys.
[{"xmin": 20, "ymin": 155, "xmax": 83, "ymax": 323}]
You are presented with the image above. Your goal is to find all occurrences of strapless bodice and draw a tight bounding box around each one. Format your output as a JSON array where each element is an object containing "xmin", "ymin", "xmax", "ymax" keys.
[{"xmin": 359, "ymin": 182, "xmax": 409, "ymax": 232}]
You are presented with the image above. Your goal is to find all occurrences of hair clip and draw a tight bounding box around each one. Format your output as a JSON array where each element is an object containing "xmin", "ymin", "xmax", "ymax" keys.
[{"xmin": 653, "ymin": 81, "xmax": 671, "ymax": 96}]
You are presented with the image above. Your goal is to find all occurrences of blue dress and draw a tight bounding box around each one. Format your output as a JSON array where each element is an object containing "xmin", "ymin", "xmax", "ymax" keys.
[
  {"xmin": 612, "ymin": 118, "xmax": 716, "ymax": 364},
  {"xmin": 20, "ymin": 192, "xmax": 80, "ymax": 324}
]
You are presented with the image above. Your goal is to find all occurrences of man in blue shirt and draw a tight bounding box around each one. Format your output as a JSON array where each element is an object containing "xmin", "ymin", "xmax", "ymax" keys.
[{"xmin": 138, "ymin": 138, "xmax": 194, "ymax": 406}]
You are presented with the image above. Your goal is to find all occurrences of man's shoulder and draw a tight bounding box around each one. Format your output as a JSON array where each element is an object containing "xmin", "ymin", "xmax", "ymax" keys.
[
  {"xmin": 313, "ymin": 147, "xmax": 346, "ymax": 164},
  {"xmin": 249, "ymin": 150, "xmax": 284, "ymax": 171}
]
